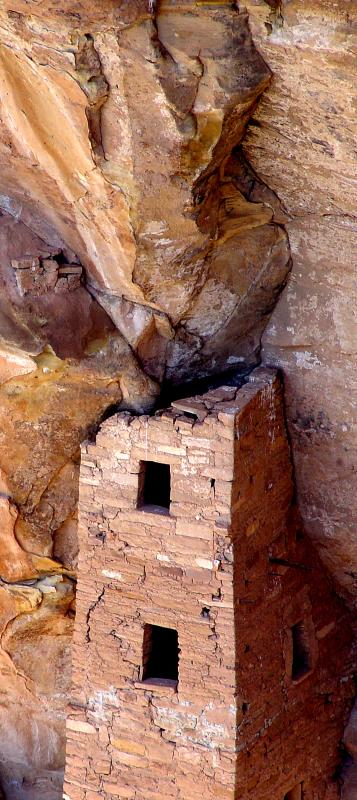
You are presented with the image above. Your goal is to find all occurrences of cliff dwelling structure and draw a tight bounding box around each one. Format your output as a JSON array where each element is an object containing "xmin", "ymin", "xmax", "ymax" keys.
[
  {"xmin": 0, "ymin": 0, "xmax": 355, "ymax": 799},
  {"xmin": 64, "ymin": 370, "xmax": 354, "ymax": 800}
]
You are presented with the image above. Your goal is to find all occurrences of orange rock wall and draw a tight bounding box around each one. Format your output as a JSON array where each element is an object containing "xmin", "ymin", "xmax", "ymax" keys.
[{"xmin": 64, "ymin": 371, "xmax": 354, "ymax": 800}]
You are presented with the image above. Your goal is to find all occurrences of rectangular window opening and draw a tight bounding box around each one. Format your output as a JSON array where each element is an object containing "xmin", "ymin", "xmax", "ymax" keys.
[
  {"xmin": 137, "ymin": 460, "xmax": 171, "ymax": 514},
  {"xmin": 142, "ymin": 624, "xmax": 179, "ymax": 687},
  {"xmin": 291, "ymin": 621, "xmax": 311, "ymax": 681},
  {"xmin": 284, "ymin": 782, "xmax": 302, "ymax": 800}
]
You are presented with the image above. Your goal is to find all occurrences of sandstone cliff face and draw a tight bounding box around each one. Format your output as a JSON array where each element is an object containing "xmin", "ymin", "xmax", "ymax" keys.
[
  {"xmin": 0, "ymin": 0, "xmax": 293, "ymax": 386},
  {"xmin": 243, "ymin": 0, "xmax": 357, "ymax": 602},
  {"xmin": 0, "ymin": 0, "xmax": 355, "ymax": 797}
]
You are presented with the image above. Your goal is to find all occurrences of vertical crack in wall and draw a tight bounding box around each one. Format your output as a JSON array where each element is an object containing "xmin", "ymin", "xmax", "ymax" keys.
[
  {"xmin": 74, "ymin": 34, "xmax": 109, "ymax": 162},
  {"xmin": 86, "ymin": 587, "xmax": 105, "ymax": 643}
]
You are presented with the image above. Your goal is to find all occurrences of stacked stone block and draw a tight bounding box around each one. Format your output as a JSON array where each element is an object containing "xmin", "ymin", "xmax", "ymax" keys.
[{"xmin": 63, "ymin": 368, "xmax": 353, "ymax": 800}]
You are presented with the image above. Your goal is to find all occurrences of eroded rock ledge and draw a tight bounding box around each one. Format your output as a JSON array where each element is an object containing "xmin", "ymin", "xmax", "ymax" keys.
[{"xmin": 0, "ymin": 0, "xmax": 292, "ymax": 384}]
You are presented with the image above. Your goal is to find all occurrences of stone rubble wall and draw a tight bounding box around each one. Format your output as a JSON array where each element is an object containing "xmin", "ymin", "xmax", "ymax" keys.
[
  {"xmin": 12, "ymin": 254, "xmax": 83, "ymax": 297},
  {"xmin": 64, "ymin": 370, "xmax": 354, "ymax": 800}
]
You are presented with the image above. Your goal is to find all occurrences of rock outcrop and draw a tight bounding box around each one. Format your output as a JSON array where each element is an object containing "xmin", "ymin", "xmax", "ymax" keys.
[
  {"xmin": 0, "ymin": 0, "xmax": 293, "ymax": 385},
  {"xmin": 242, "ymin": 0, "xmax": 357, "ymax": 601}
]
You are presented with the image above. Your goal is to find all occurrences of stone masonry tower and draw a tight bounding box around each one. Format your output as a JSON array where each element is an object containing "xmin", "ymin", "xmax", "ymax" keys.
[{"xmin": 64, "ymin": 368, "xmax": 353, "ymax": 800}]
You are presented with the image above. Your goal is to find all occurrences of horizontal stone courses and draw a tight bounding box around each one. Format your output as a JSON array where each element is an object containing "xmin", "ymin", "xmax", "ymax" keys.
[
  {"xmin": 91, "ymin": 486, "xmax": 136, "ymax": 504},
  {"xmin": 180, "ymin": 435, "xmax": 213, "ymax": 449},
  {"xmin": 170, "ymin": 503, "xmax": 219, "ymax": 520},
  {"xmin": 80, "ymin": 476, "xmax": 100, "ymax": 486},
  {"xmin": 133, "ymin": 427, "xmax": 182, "ymax": 447},
  {"xmin": 66, "ymin": 370, "xmax": 353, "ymax": 800},
  {"xmin": 101, "ymin": 469, "xmax": 139, "ymax": 486},
  {"xmin": 130, "ymin": 447, "xmax": 184, "ymax": 466},
  {"xmin": 112, "ymin": 509, "xmax": 175, "ymax": 528},
  {"xmin": 174, "ymin": 519, "xmax": 213, "ymax": 539}
]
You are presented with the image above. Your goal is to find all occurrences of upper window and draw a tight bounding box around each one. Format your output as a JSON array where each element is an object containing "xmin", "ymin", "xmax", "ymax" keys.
[
  {"xmin": 291, "ymin": 621, "xmax": 311, "ymax": 682},
  {"xmin": 137, "ymin": 460, "xmax": 171, "ymax": 514}
]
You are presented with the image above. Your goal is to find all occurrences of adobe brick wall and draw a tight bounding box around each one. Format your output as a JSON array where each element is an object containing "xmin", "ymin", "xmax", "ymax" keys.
[{"xmin": 63, "ymin": 368, "xmax": 354, "ymax": 800}]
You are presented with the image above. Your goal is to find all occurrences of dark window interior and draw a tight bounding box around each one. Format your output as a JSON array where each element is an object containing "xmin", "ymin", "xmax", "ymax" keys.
[
  {"xmin": 291, "ymin": 621, "xmax": 311, "ymax": 681},
  {"xmin": 138, "ymin": 461, "xmax": 170, "ymax": 512},
  {"xmin": 284, "ymin": 783, "xmax": 302, "ymax": 800},
  {"xmin": 142, "ymin": 624, "xmax": 179, "ymax": 683}
]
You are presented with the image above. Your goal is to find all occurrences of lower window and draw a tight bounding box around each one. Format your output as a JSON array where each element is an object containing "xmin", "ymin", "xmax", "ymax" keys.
[{"xmin": 142, "ymin": 623, "xmax": 179, "ymax": 685}]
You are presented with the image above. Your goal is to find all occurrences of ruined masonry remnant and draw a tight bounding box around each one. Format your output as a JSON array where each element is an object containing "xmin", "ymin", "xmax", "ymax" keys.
[
  {"xmin": 12, "ymin": 253, "xmax": 82, "ymax": 296},
  {"xmin": 64, "ymin": 368, "xmax": 353, "ymax": 800}
]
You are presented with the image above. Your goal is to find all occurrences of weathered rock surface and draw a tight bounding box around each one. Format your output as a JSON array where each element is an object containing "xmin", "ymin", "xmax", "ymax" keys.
[
  {"xmin": 0, "ymin": 0, "xmax": 355, "ymax": 797},
  {"xmin": 0, "ymin": 573, "xmax": 74, "ymax": 800},
  {"xmin": 241, "ymin": 0, "xmax": 357, "ymax": 601},
  {"xmin": 0, "ymin": 0, "xmax": 292, "ymax": 386}
]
